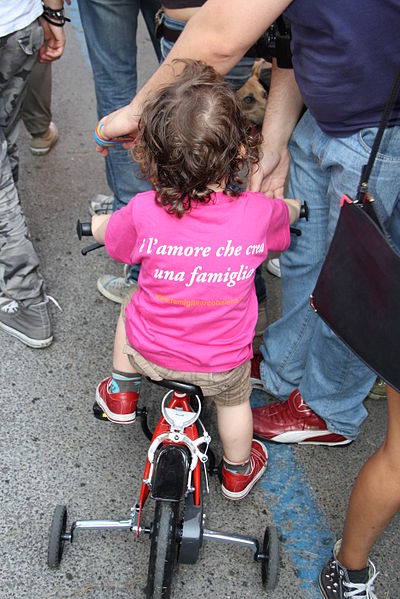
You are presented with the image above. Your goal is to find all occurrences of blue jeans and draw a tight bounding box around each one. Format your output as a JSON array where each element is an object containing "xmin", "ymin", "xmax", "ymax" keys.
[
  {"xmin": 260, "ymin": 110, "xmax": 400, "ymax": 438},
  {"xmin": 77, "ymin": 0, "xmax": 161, "ymax": 211},
  {"xmin": 160, "ymin": 15, "xmax": 255, "ymax": 91}
]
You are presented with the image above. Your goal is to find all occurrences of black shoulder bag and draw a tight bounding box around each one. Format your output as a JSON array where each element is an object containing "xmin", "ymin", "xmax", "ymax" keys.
[{"xmin": 310, "ymin": 66, "xmax": 400, "ymax": 392}]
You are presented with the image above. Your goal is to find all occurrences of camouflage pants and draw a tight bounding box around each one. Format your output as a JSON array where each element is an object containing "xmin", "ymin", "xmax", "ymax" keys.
[{"xmin": 0, "ymin": 20, "xmax": 45, "ymax": 303}]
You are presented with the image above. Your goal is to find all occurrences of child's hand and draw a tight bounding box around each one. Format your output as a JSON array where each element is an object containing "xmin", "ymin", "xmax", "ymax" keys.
[
  {"xmin": 91, "ymin": 214, "xmax": 111, "ymax": 244},
  {"xmin": 284, "ymin": 198, "xmax": 301, "ymax": 224}
]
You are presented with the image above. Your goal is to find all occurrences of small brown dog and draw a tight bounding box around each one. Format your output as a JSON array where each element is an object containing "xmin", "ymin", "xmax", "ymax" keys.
[{"xmin": 236, "ymin": 59, "xmax": 272, "ymax": 126}]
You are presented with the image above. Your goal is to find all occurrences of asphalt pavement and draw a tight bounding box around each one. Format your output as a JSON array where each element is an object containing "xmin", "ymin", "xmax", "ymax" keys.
[{"xmin": 0, "ymin": 7, "xmax": 398, "ymax": 599}]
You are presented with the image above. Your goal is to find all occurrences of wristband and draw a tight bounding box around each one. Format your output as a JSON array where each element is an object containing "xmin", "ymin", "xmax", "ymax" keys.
[
  {"xmin": 42, "ymin": 3, "xmax": 71, "ymax": 26},
  {"xmin": 95, "ymin": 122, "xmax": 135, "ymax": 147}
]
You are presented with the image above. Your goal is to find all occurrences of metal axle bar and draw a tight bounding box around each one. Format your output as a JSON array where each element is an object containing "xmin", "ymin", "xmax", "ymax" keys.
[
  {"xmin": 64, "ymin": 519, "xmax": 261, "ymax": 561},
  {"xmin": 65, "ymin": 518, "xmax": 152, "ymax": 542},
  {"xmin": 203, "ymin": 528, "xmax": 259, "ymax": 556},
  {"xmin": 73, "ymin": 519, "xmax": 132, "ymax": 531}
]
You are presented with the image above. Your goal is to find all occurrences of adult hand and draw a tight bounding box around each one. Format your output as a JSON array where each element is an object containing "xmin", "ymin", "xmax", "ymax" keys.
[
  {"xmin": 95, "ymin": 105, "xmax": 140, "ymax": 157},
  {"xmin": 249, "ymin": 63, "xmax": 303, "ymax": 198},
  {"xmin": 38, "ymin": 18, "xmax": 66, "ymax": 63},
  {"xmin": 249, "ymin": 144, "xmax": 290, "ymax": 198}
]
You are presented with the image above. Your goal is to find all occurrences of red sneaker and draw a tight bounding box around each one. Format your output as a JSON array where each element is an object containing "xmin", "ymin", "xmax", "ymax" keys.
[
  {"xmin": 252, "ymin": 389, "xmax": 352, "ymax": 446},
  {"xmin": 250, "ymin": 353, "xmax": 264, "ymax": 390},
  {"xmin": 221, "ymin": 440, "xmax": 268, "ymax": 501},
  {"xmin": 96, "ymin": 377, "xmax": 138, "ymax": 424}
]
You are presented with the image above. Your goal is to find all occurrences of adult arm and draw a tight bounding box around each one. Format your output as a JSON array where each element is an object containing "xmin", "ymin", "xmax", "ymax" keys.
[
  {"xmin": 39, "ymin": 0, "xmax": 68, "ymax": 63},
  {"xmin": 249, "ymin": 61, "xmax": 304, "ymax": 197},
  {"xmin": 99, "ymin": 0, "xmax": 291, "ymax": 143}
]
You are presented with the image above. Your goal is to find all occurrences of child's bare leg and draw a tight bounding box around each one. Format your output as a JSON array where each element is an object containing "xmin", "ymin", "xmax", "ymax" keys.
[
  {"xmin": 113, "ymin": 309, "xmax": 136, "ymax": 372},
  {"xmin": 338, "ymin": 385, "xmax": 400, "ymax": 569},
  {"xmin": 218, "ymin": 397, "xmax": 268, "ymax": 500},
  {"xmin": 216, "ymin": 400, "xmax": 253, "ymax": 464},
  {"xmin": 96, "ymin": 309, "xmax": 141, "ymax": 424}
]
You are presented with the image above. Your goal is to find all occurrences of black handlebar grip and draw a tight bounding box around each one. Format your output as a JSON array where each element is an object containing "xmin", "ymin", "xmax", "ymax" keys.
[
  {"xmin": 289, "ymin": 226, "xmax": 301, "ymax": 236},
  {"xmin": 300, "ymin": 201, "xmax": 309, "ymax": 221},
  {"xmin": 76, "ymin": 220, "xmax": 93, "ymax": 239}
]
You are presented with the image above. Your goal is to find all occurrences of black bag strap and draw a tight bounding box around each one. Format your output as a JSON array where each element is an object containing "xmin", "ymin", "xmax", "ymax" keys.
[
  {"xmin": 356, "ymin": 65, "xmax": 400, "ymax": 202},
  {"xmin": 276, "ymin": 15, "xmax": 291, "ymax": 36}
]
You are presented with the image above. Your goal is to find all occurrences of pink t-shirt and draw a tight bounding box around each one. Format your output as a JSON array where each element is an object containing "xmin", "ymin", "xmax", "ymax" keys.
[{"xmin": 105, "ymin": 190, "xmax": 290, "ymax": 372}]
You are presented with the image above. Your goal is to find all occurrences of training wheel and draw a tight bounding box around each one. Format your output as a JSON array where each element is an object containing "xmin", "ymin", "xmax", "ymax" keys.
[
  {"xmin": 48, "ymin": 505, "xmax": 68, "ymax": 568},
  {"xmin": 261, "ymin": 525, "xmax": 279, "ymax": 590}
]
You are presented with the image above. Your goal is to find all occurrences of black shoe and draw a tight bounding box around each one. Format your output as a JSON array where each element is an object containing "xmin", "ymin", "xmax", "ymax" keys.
[{"xmin": 319, "ymin": 540, "xmax": 378, "ymax": 598}]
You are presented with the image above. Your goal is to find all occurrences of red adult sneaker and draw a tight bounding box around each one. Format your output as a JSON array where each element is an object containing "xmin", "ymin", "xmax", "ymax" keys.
[
  {"xmin": 252, "ymin": 389, "xmax": 352, "ymax": 446},
  {"xmin": 96, "ymin": 377, "xmax": 138, "ymax": 424},
  {"xmin": 221, "ymin": 440, "xmax": 268, "ymax": 501}
]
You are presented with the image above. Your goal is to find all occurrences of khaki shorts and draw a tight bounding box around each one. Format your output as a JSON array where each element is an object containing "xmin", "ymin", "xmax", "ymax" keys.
[{"xmin": 121, "ymin": 292, "xmax": 251, "ymax": 407}]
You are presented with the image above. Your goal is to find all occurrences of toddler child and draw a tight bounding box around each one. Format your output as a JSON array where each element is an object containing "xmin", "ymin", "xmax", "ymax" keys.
[{"xmin": 92, "ymin": 60, "xmax": 301, "ymax": 501}]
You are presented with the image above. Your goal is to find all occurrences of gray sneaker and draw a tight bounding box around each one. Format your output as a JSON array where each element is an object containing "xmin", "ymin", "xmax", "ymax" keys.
[
  {"xmin": 0, "ymin": 297, "xmax": 55, "ymax": 348},
  {"xmin": 97, "ymin": 275, "xmax": 138, "ymax": 304},
  {"xmin": 266, "ymin": 257, "xmax": 281, "ymax": 278},
  {"xmin": 88, "ymin": 194, "xmax": 114, "ymax": 216},
  {"xmin": 367, "ymin": 377, "xmax": 386, "ymax": 400},
  {"xmin": 30, "ymin": 121, "xmax": 58, "ymax": 156},
  {"xmin": 319, "ymin": 540, "xmax": 378, "ymax": 599}
]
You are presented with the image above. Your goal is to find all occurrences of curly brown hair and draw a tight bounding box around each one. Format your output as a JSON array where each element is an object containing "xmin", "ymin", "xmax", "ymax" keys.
[{"xmin": 133, "ymin": 60, "xmax": 261, "ymax": 217}]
